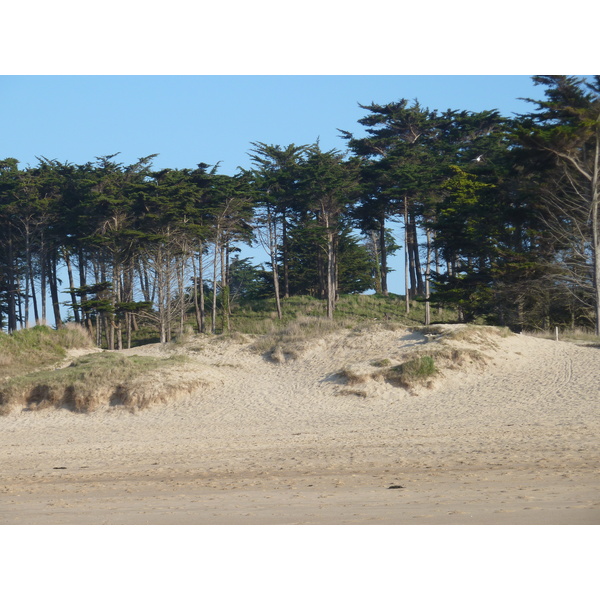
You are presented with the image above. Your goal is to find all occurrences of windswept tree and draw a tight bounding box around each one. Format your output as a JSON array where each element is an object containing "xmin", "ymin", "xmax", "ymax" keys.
[
  {"xmin": 203, "ymin": 172, "xmax": 253, "ymax": 333},
  {"xmin": 246, "ymin": 142, "xmax": 307, "ymax": 318},
  {"xmin": 297, "ymin": 145, "xmax": 361, "ymax": 318},
  {"xmin": 0, "ymin": 158, "xmax": 23, "ymax": 332},
  {"xmin": 340, "ymin": 100, "xmax": 439, "ymax": 305},
  {"xmin": 515, "ymin": 75, "xmax": 600, "ymax": 334}
]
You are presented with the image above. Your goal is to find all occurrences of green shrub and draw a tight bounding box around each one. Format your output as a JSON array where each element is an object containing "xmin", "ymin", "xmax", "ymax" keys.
[{"xmin": 384, "ymin": 355, "xmax": 437, "ymax": 387}]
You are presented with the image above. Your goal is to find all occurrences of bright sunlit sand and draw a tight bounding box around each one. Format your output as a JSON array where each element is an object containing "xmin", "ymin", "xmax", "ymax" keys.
[{"xmin": 1, "ymin": 325, "xmax": 598, "ymax": 525}]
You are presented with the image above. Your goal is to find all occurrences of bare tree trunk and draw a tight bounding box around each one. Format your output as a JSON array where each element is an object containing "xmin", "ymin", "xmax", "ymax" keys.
[
  {"xmin": 113, "ymin": 261, "xmax": 122, "ymax": 350},
  {"xmin": 48, "ymin": 254, "xmax": 62, "ymax": 328},
  {"xmin": 40, "ymin": 235, "xmax": 47, "ymax": 324},
  {"xmin": 282, "ymin": 215, "xmax": 290, "ymax": 299},
  {"xmin": 267, "ymin": 209, "xmax": 283, "ymax": 319},
  {"xmin": 192, "ymin": 248, "xmax": 203, "ymax": 334},
  {"xmin": 64, "ymin": 249, "xmax": 80, "ymax": 323},
  {"xmin": 23, "ymin": 222, "xmax": 34, "ymax": 327},
  {"xmin": 156, "ymin": 246, "xmax": 167, "ymax": 345},
  {"xmin": 220, "ymin": 243, "xmax": 230, "ymax": 333},
  {"xmin": 211, "ymin": 233, "xmax": 220, "ymax": 334},
  {"xmin": 370, "ymin": 230, "xmax": 382, "ymax": 294},
  {"xmin": 324, "ymin": 213, "xmax": 337, "ymax": 319},
  {"xmin": 425, "ymin": 227, "xmax": 432, "ymax": 326},
  {"xmin": 24, "ymin": 260, "xmax": 30, "ymax": 328},
  {"xmin": 6, "ymin": 235, "xmax": 18, "ymax": 332},
  {"xmin": 411, "ymin": 214, "xmax": 424, "ymax": 296},
  {"xmin": 404, "ymin": 198, "xmax": 410, "ymax": 315},
  {"xmin": 379, "ymin": 220, "xmax": 388, "ymax": 296},
  {"xmin": 177, "ymin": 250, "xmax": 186, "ymax": 338},
  {"xmin": 592, "ymin": 132, "xmax": 600, "ymax": 335},
  {"xmin": 29, "ymin": 268, "xmax": 39, "ymax": 324}
]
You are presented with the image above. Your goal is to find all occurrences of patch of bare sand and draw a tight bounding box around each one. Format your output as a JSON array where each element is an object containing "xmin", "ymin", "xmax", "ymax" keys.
[{"xmin": 1, "ymin": 325, "xmax": 599, "ymax": 524}]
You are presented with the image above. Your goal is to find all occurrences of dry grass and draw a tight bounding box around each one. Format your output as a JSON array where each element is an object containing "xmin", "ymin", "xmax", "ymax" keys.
[
  {"xmin": 524, "ymin": 327, "xmax": 600, "ymax": 346},
  {"xmin": 370, "ymin": 358, "xmax": 392, "ymax": 368},
  {"xmin": 0, "ymin": 352, "xmax": 202, "ymax": 414},
  {"xmin": 338, "ymin": 354, "xmax": 439, "ymax": 390},
  {"xmin": 338, "ymin": 366, "xmax": 377, "ymax": 385},
  {"xmin": 0, "ymin": 324, "xmax": 93, "ymax": 379},
  {"xmin": 250, "ymin": 316, "xmax": 349, "ymax": 362},
  {"xmin": 411, "ymin": 325, "xmax": 512, "ymax": 350},
  {"xmin": 337, "ymin": 329, "xmax": 492, "ymax": 393}
]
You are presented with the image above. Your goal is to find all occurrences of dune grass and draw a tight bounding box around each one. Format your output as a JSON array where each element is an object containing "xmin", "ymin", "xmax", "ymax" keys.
[
  {"xmin": 0, "ymin": 352, "xmax": 191, "ymax": 414},
  {"xmin": 250, "ymin": 316, "xmax": 348, "ymax": 361},
  {"xmin": 0, "ymin": 324, "xmax": 93, "ymax": 379},
  {"xmin": 244, "ymin": 294, "xmax": 459, "ymax": 362},
  {"xmin": 232, "ymin": 293, "xmax": 449, "ymax": 335},
  {"xmin": 337, "ymin": 330, "xmax": 490, "ymax": 393},
  {"xmin": 384, "ymin": 355, "xmax": 437, "ymax": 387},
  {"xmin": 524, "ymin": 326, "xmax": 600, "ymax": 346}
]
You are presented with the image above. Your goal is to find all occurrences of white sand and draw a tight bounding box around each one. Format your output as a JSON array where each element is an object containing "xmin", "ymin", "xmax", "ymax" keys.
[{"xmin": 1, "ymin": 325, "xmax": 599, "ymax": 524}]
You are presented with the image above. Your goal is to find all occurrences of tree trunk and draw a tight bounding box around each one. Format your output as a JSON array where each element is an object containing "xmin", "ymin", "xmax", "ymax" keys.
[
  {"xmin": 156, "ymin": 246, "xmax": 167, "ymax": 345},
  {"xmin": 221, "ymin": 243, "xmax": 230, "ymax": 333},
  {"xmin": 404, "ymin": 198, "xmax": 410, "ymax": 314},
  {"xmin": 64, "ymin": 249, "xmax": 80, "ymax": 323},
  {"xmin": 591, "ymin": 129, "xmax": 600, "ymax": 335},
  {"xmin": 177, "ymin": 250, "xmax": 186, "ymax": 338},
  {"xmin": 78, "ymin": 250, "xmax": 93, "ymax": 334},
  {"xmin": 211, "ymin": 233, "xmax": 220, "ymax": 334},
  {"xmin": 282, "ymin": 213, "xmax": 290, "ymax": 299},
  {"xmin": 40, "ymin": 236, "xmax": 47, "ymax": 324},
  {"xmin": 48, "ymin": 253, "xmax": 62, "ymax": 328},
  {"xmin": 192, "ymin": 248, "xmax": 204, "ymax": 334},
  {"xmin": 379, "ymin": 220, "xmax": 388, "ymax": 296},
  {"xmin": 370, "ymin": 231, "xmax": 382, "ymax": 294},
  {"xmin": 113, "ymin": 261, "xmax": 122, "ymax": 351},
  {"xmin": 6, "ymin": 235, "xmax": 18, "ymax": 332},
  {"xmin": 29, "ymin": 266, "xmax": 39, "ymax": 324},
  {"xmin": 268, "ymin": 209, "xmax": 283, "ymax": 320},
  {"xmin": 411, "ymin": 214, "xmax": 424, "ymax": 296},
  {"xmin": 326, "ymin": 230, "xmax": 336, "ymax": 319}
]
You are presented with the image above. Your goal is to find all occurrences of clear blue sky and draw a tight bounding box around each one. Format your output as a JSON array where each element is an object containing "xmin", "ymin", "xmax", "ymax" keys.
[
  {"xmin": 1, "ymin": 75, "xmax": 548, "ymax": 176},
  {"xmin": 0, "ymin": 74, "xmax": 552, "ymax": 299}
]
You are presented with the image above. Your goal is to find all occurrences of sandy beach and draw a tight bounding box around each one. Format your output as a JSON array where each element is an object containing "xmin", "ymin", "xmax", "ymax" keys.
[{"xmin": 1, "ymin": 325, "xmax": 599, "ymax": 525}]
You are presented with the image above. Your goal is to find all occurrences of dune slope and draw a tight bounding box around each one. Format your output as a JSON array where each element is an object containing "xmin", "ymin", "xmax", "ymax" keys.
[{"xmin": 1, "ymin": 325, "xmax": 598, "ymax": 524}]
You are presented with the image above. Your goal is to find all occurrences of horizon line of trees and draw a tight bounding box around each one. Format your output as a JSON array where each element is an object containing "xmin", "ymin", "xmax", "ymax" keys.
[{"xmin": 1, "ymin": 75, "xmax": 599, "ymax": 344}]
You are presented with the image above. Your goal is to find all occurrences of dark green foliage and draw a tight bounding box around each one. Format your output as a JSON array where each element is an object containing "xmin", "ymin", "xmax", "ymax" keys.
[{"xmin": 2, "ymin": 76, "xmax": 599, "ymax": 339}]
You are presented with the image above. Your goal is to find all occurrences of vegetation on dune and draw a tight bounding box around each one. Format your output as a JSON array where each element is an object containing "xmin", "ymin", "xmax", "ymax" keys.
[
  {"xmin": 0, "ymin": 351, "xmax": 191, "ymax": 415},
  {"xmin": 0, "ymin": 323, "xmax": 93, "ymax": 379},
  {"xmin": 337, "ymin": 324, "xmax": 499, "ymax": 393}
]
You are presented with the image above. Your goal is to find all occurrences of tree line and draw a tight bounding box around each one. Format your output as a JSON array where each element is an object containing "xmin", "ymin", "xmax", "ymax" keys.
[{"xmin": 1, "ymin": 75, "xmax": 599, "ymax": 344}]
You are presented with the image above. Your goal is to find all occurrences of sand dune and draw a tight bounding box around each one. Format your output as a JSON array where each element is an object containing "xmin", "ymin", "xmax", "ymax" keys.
[{"xmin": 1, "ymin": 325, "xmax": 599, "ymax": 524}]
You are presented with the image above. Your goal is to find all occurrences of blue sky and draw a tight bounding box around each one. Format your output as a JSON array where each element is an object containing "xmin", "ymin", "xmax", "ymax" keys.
[
  {"xmin": 1, "ymin": 75, "xmax": 548, "ymax": 176},
  {"xmin": 0, "ymin": 3, "xmax": 594, "ymax": 300},
  {"xmin": 0, "ymin": 74, "xmax": 552, "ymax": 298}
]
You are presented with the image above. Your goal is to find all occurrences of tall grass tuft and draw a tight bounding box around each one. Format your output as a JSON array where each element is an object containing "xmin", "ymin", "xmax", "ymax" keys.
[
  {"xmin": 384, "ymin": 355, "xmax": 437, "ymax": 387},
  {"xmin": 250, "ymin": 316, "xmax": 347, "ymax": 361},
  {"xmin": 0, "ymin": 324, "xmax": 93, "ymax": 379}
]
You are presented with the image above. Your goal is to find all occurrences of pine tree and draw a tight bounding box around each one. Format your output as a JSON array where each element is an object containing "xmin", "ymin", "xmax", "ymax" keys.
[{"xmin": 515, "ymin": 76, "xmax": 600, "ymax": 333}]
